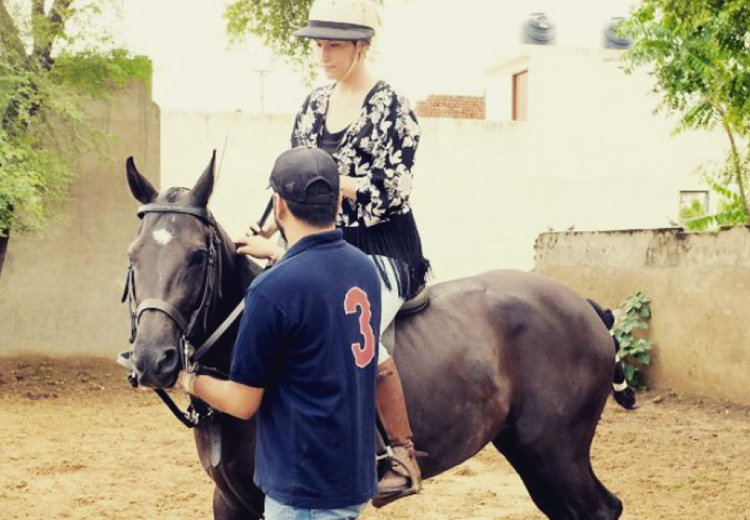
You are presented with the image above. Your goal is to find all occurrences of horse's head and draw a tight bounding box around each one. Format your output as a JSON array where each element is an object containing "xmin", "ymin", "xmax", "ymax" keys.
[{"xmin": 124, "ymin": 153, "xmax": 219, "ymax": 389}]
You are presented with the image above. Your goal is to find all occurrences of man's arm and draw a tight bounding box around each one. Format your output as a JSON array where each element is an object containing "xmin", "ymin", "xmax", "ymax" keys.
[{"xmin": 179, "ymin": 372, "xmax": 264, "ymax": 421}]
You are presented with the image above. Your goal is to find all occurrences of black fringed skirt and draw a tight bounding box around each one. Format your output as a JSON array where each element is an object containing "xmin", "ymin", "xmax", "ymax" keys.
[{"xmin": 341, "ymin": 211, "xmax": 430, "ymax": 300}]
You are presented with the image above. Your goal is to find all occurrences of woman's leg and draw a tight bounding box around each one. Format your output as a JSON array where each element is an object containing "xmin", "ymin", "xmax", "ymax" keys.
[{"xmin": 371, "ymin": 257, "xmax": 422, "ymax": 501}]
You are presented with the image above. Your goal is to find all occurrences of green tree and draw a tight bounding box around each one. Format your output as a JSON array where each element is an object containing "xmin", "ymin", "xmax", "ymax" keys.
[
  {"xmin": 224, "ymin": 0, "xmax": 382, "ymax": 73},
  {"xmin": 224, "ymin": 0, "xmax": 315, "ymax": 70},
  {"xmin": 0, "ymin": 0, "xmax": 151, "ymax": 280},
  {"xmin": 623, "ymin": 0, "xmax": 750, "ymax": 226}
]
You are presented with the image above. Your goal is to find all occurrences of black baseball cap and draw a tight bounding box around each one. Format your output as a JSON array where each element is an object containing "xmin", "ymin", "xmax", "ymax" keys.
[{"xmin": 269, "ymin": 147, "xmax": 340, "ymax": 205}]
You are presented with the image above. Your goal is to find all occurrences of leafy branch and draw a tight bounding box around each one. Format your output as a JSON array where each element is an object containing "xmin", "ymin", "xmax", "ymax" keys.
[
  {"xmin": 223, "ymin": 0, "xmax": 384, "ymax": 78},
  {"xmin": 623, "ymin": 0, "xmax": 750, "ymax": 225},
  {"xmin": 0, "ymin": 0, "xmax": 151, "ymax": 282},
  {"xmin": 682, "ymin": 173, "xmax": 748, "ymax": 230}
]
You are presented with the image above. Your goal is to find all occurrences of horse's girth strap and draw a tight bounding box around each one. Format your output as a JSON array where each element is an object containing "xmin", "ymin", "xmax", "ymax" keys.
[{"xmin": 136, "ymin": 298, "xmax": 189, "ymax": 332}]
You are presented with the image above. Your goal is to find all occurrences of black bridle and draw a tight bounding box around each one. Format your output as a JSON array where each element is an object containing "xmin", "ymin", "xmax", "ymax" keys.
[
  {"xmin": 120, "ymin": 202, "xmax": 233, "ymax": 428},
  {"xmin": 119, "ymin": 198, "xmax": 273, "ymax": 428},
  {"xmin": 124, "ymin": 204, "xmax": 223, "ymax": 344}
]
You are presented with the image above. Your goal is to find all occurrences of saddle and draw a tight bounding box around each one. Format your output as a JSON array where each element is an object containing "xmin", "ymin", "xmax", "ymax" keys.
[{"xmin": 381, "ymin": 285, "xmax": 430, "ymax": 356}]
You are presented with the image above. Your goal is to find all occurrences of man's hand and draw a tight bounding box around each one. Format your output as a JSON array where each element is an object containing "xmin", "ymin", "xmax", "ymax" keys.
[
  {"xmin": 176, "ymin": 370, "xmax": 265, "ymax": 420},
  {"xmin": 235, "ymin": 235, "xmax": 284, "ymax": 262}
]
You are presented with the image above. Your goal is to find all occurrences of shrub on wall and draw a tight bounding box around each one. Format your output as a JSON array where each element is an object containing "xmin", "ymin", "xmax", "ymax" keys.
[{"xmin": 613, "ymin": 292, "xmax": 653, "ymax": 389}]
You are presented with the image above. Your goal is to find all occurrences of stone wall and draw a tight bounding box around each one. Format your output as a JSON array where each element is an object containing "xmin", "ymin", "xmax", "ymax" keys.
[
  {"xmin": 0, "ymin": 82, "xmax": 160, "ymax": 357},
  {"xmin": 534, "ymin": 226, "xmax": 750, "ymax": 405}
]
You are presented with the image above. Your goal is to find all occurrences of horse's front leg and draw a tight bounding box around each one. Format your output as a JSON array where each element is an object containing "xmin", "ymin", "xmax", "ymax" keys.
[
  {"xmin": 195, "ymin": 415, "xmax": 264, "ymax": 519},
  {"xmin": 213, "ymin": 485, "xmax": 264, "ymax": 520}
]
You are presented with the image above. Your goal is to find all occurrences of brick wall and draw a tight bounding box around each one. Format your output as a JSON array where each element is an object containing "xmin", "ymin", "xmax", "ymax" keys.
[{"xmin": 415, "ymin": 95, "xmax": 486, "ymax": 120}]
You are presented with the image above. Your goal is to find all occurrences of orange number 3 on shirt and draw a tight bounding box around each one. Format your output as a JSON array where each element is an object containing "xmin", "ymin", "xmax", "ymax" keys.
[{"xmin": 344, "ymin": 287, "xmax": 376, "ymax": 368}]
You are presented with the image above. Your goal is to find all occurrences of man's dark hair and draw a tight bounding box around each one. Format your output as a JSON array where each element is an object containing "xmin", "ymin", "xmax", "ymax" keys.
[{"xmin": 281, "ymin": 180, "xmax": 338, "ymax": 228}]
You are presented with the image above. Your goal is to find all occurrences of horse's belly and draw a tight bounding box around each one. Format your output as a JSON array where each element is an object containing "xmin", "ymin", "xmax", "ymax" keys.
[{"xmin": 394, "ymin": 291, "xmax": 513, "ymax": 477}]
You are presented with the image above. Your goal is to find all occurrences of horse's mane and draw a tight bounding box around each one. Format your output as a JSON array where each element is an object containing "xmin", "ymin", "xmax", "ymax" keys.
[{"xmin": 212, "ymin": 218, "xmax": 264, "ymax": 284}]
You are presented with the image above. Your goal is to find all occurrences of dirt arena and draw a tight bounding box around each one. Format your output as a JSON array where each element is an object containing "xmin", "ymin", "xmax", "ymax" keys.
[{"xmin": 1, "ymin": 357, "xmax": 749, "ymax": 520}]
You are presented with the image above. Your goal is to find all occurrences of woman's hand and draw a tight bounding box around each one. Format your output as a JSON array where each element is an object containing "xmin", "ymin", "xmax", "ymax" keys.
[
  {"xmin": 234, "ymin": 235, "xmax": 284, "ymax": 263},
  {"xmin": 339, "ymin": 175, "xmax": 360, "ymax": 201},
  {"xmin": 247, "ymin": 220, "xmax": 278, "ymax": 239}
]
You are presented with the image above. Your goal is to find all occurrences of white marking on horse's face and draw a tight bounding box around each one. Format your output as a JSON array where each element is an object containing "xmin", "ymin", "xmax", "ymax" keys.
[{"xmin": 152, "ymin": 228, "xmax": 174, "ymax": 246}]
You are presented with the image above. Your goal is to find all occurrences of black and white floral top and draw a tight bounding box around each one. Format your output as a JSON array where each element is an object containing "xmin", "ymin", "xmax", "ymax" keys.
[
  {"xmin": 291, "ymin": 80, "xmax": 421, "ymax": 228},
  {"xmin": 290, "ymin": 80, "xmax": 430, "ymax": 299}
]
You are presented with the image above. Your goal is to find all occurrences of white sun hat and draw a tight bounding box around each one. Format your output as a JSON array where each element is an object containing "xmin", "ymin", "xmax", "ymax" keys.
[{"xmin": 294, "ymin": 0, "xmax": 377, "ymax": 41}]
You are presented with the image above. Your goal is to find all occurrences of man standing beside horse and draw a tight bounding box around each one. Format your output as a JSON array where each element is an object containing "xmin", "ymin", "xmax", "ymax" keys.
[{"xmin": 177, "ymin": 146, "xmax": 381, "ymax": 519}]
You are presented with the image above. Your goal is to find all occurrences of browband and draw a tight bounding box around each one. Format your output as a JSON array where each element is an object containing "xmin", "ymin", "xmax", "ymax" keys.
[{"xmin": 137, "ymin": 203, "xmax": 212, "ymax": 223}]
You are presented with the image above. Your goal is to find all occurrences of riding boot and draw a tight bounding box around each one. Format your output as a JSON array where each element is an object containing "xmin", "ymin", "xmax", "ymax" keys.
[{"xmin": 374, "ymin": 358, "xmax": 422, "ymax": 505}]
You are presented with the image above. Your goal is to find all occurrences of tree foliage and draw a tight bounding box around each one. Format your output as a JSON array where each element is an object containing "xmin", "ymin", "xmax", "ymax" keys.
[
  {"xmin": 224, "ymin": 0, "xmax": 382, "ymax": 76},
  {"xmin": 623, "ymin": 0, "xmax": 750, "ymax": 225},
  {"xmin": 0, "ymin": 0, "xmax": 151, "ymax": 240},
  {"xmin": 681, "ymin": 173, "xmax": 748, "ymax": 230},
  {"xmin": 224, "ymin": 0, "xmax": 315, "ymax": 70}
]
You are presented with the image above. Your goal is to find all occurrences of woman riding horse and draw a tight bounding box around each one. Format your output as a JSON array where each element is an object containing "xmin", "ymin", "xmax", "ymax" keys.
[{"xmin": 240, "ymin": 0, "xmax": 428, "ymax": 503}]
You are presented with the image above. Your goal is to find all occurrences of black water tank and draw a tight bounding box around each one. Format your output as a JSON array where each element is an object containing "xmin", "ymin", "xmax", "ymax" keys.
[
  {"xmin": 522, "ymin": 12, "xmax": 557, "ymax": 45},
  {"xmin": 604, "ymin": 17, "xmax": 632, "ymax": 49}
]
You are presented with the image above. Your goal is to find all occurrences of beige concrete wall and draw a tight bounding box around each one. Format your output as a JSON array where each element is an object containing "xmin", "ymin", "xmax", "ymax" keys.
[
  {"xmin": 534, "ymin": 226, "xmax": 750, "ymax": 405},
  {"xmin": 0, "ymin": 82, "xmax": 160, "ymax": 357},
  {"xmin": 162, "ymin": 109, "xmax": 725, "ymax": 282}
]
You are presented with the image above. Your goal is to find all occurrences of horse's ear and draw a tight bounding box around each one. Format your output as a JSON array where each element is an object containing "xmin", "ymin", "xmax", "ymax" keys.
[
  {"xmin": 192, "ymin": 150, "xmax": 216, "ymax": 208},
  {"xmin": 126, "ymin": 157, "xmax": 157, "ymax": 204}
]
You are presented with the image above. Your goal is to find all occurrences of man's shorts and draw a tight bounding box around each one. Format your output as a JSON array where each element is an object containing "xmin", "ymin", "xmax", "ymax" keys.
[{"xmin": 265, "ymin": 496, "xmax": 367, "ymax": 520}]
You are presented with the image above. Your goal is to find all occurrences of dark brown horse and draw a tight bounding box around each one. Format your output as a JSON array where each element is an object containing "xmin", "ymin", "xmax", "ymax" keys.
[{"xmin": 123, "ymin": 155, "xmax": 627, "ymax": 520}]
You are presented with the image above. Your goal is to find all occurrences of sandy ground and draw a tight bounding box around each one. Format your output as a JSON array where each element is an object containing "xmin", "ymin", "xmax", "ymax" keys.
[{"xmin": 1, "ymin": 357, "xmax": 749, "ymax": 520}]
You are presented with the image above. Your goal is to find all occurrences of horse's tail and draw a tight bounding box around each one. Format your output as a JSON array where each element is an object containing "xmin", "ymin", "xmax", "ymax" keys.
[{"xmin": 587, "ymin": 299, "xmax": 637, "ymax": 410}]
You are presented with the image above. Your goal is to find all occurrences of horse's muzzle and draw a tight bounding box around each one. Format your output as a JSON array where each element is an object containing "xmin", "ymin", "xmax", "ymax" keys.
[
  {"xmin": 125, "ymin": 344, "xmax": 180, "ymax": 389},
  {"xmin": 116, "ymin": 350, "xmax": 139, "ymax": 388}
]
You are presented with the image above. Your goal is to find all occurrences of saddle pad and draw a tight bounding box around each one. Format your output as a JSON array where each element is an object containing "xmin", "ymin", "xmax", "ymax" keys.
[{"xmin": 381, "ymin": 287, "xmax": 430, "ymax": 355}]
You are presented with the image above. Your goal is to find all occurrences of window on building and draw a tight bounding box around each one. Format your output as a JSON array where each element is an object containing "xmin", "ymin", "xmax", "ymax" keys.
[
  {"xmin": 512, "ymin": 70, "xmax": 529, "ymax": 121},
  {"xmin": 679, "ymin": 190, "xmax": 709, "ymax": 225}
]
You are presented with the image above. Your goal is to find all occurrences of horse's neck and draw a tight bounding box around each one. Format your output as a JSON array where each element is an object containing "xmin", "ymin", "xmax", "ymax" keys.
[{"xmin": 215, "ymin": 221, "xmax": 259, "ymax": 309}]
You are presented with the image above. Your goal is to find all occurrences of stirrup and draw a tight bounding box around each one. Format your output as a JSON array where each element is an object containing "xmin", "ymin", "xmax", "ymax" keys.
[{"xmin": 373, "ymin": 445, "xmax": 422, "ymax": 508}]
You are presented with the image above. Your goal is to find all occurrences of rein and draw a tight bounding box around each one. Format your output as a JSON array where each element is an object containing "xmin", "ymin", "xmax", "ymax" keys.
[{"xmin": 120, "ymin": 199, "xmax": 273, "ymax": 428}]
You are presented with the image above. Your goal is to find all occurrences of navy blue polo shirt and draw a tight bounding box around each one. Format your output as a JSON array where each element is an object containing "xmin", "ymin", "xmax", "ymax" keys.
[{"xmin": 229, "ymin": 229, "xmax": 381, "ymax": 509}]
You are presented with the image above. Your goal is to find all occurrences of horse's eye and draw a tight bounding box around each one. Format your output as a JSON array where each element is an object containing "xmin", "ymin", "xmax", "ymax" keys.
[{"xmin": 188, "ymin": 250, "xmax": 208, "ymax": 266}]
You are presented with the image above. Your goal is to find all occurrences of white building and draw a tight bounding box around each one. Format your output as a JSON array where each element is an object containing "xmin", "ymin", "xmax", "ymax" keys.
[{"xmin": 484, "ymin": 43, "xmax": 724, "ymax": 218}]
